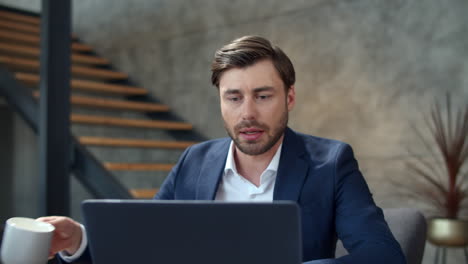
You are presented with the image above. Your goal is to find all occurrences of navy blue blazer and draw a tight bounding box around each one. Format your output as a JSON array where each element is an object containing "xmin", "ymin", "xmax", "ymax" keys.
[{"xmin": 155, "ymin": 127, "xmax": 406, "ymax": 264}]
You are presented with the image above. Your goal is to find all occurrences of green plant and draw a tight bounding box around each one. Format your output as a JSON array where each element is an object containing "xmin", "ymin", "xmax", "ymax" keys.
[{"xmin": 403, "ymin": 94, "xmax": 468, "ymax": 219}]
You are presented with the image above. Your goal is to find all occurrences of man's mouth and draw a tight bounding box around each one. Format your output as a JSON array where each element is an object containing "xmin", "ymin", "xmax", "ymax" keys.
[{"xmin": 239, "ymin": 128, "xmax": 264, "ymax": 141}]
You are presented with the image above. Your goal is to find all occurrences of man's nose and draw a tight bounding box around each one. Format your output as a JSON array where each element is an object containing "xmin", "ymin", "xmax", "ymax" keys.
[{"xmin": 241, "ymin": 98, "xmax": 258, "ymax": 120}]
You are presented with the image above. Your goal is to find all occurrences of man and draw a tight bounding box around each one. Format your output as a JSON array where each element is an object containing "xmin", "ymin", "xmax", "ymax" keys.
[{"xmin": 39, "ymin": 36, "xmax": 406, "ymax": 264}]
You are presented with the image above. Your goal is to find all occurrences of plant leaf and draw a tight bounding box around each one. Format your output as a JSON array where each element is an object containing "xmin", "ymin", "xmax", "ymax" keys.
[{"xmin": 406, "ymin": 161, "xmax": 447, "ymax": 195}]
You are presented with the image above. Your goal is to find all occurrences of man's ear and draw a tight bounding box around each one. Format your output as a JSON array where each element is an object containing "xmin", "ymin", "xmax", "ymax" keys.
[{"xmin": 287, "ymin": 85, "xmax": 296, "ymax": 111}]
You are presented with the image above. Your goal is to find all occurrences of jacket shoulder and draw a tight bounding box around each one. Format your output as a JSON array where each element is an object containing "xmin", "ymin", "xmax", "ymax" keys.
[
  {"xmin": 293, "ymin": 132, "xmax": 351, "ymax": 162},
  {"xmin": 185, "ymin": 137, "xmax": 230, "ymax": 154}
]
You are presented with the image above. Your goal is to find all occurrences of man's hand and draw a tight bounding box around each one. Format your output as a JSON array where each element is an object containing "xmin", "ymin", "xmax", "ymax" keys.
[{"xmin": 36, "ymin": 216, "xmax": 82, "ymax": 259}]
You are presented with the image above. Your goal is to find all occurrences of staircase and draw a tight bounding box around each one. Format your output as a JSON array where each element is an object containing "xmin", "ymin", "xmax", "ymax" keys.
[{"xmin": 0, "ymin": 7, "xmax": 203, "ymax": 199}]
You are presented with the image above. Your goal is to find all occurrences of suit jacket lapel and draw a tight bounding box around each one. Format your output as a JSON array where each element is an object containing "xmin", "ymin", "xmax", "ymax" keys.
[
  {"xmin": 195, "ymin": 139, "xmax": 230, "ymax": 200},
  {"xmin": 273, "ymin": 127, "xmax": 309, "ymax": 201}
]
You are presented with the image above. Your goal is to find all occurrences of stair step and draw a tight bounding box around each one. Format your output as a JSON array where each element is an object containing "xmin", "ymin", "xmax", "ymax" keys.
[
  {"xmin": 71, "ymin": 95, "xmax": 169, "ymax": 112},
  {"xmin": 71, "ymin": 43, "xmax": 93, "ymax": 52},
  {"xmin": 0, "ymin": 29, "xmax": 92, "ymax": 52},
  {"xmin": 0, "ymin": 10, "xmax": 40, "ymax": 25},
  {"xmin": 0, "ymin": 18, "xmax": 40, "ymax": 34},
  {"xmin": 0, "ymin": 43, "xmax": 109, "ymax": 65},
  {"xmin": 79, "ymin": 136, "xmax": 195, "ymax": 149},
  {"xmin": 0, "ymin": 28, "xmax": 38, "ymax": 44},
  {"xmin": 0, "ymin": 55, "xmax": 127, "ymax": 80},
  {"xmin": 15, "ymin": 72, "xmax": 148, "ymax": 95},
  {"xmin": 32, "ymin": 91, "xmax": 168, "ymax": 112},
  {"xmin": 72, "ymin": 54, "xmax": 108, "ymax": 65},
  {"xmin": 130, "ymin": 188, "xmax": 159, "ymax": 199},
  {"xmin": 0, "ymin": 15, "xmax": 78, "ymax": 40},
  {"xmin": 72, "ymin": 66, "xmax": 128, "ymax": 80},
  {"xmin": 71, "ymin": 114, "xmax": 193, "ymax": 130},
  {"xmin": 104, "ymin": 163, "xmax": 173, "ymax": 171},
  {"xmin": 70, "ymin": 80, "xmax": 146, "ymax": 95},
  {"xmin": 0, "ymin": 10, "xmax": 77, "ymax": 39}
]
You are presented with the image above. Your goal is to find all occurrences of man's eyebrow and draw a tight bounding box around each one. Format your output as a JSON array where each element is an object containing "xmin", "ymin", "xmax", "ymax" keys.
[
  {"xmin": 223, "ymin": 89, "xmax": 241, "ymax": 95},
  {"xmin": 222, "ymin": 86, "xmax": 275, "ymax": 95},
  {"xmin": 253, "ymin": 86, "xmax": 275, "ymax": 93}
]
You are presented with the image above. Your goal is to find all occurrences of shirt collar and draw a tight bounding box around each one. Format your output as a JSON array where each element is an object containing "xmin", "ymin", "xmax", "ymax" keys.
[{"xmin": 224, "ymin": 141, "xmax": 283, "ymax": 175}]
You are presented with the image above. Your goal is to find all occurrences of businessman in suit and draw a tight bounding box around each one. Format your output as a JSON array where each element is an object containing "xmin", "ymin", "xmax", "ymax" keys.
[{"xmin": 39, "ymin": 35, "xmax": 406, "ymax": 264}]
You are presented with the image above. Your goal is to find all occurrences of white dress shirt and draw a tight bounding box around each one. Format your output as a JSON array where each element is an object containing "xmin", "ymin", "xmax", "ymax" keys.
[
  {"xmin": 215, "ymin": 141, "xmax": 281, "ymax": 201},
  {"xmin": 61, "ymin": 140, "xmax": 282, "ymax": 262},
  {"xmin": 58, "ymin": 224, "xmax": 88, "ymax": 262}
]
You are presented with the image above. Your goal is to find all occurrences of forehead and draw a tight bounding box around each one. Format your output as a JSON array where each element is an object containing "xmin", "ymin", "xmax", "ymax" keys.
[{"xmin": 218, "ymin": 60, "xmax": 283, "ymax": 92}]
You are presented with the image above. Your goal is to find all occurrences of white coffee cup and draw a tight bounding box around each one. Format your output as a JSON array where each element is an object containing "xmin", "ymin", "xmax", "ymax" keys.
[{"xmin": 1, "ymin": 217, "xmax": 55, "ymax": 264}]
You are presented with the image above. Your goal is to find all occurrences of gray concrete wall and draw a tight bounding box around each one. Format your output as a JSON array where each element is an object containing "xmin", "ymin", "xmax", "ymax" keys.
[
  {"xmin": 1, "ymin": 0, "xmax": 467, "ymax": 263},
  {"xmin": 10, "ymin": 110, "xmax": 40, "ymax": 218},
  {"xmin": 0, "ymin": 103, "xmax": 42, "ymax": 221}
]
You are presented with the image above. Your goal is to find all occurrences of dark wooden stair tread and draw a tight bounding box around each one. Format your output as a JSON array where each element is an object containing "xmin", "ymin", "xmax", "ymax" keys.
[
  {"xmin": 70, "ymin": 95, "xmax": 169, "ymax": 112},
  {"xmin": 15, "ymin": 72, "xmax": 148, "ymax": 95},
  {"xmin": 71, "ymin": 42, "xmax": 93, "ymax": 52},
  {"xmin": 0, "ymin": 28, "xmax": 39, "ymax": 43},
  {"xmin": 0, "ymin": 12, "xmax": 79, "ymax": 39},
  {"xmin": 79, "ymin": 136, "xmax": 195, "ymax": 149},
  {"xmin": 71, "ymin": 114, "xmax": 193, "ymax": 130},
  {"xmin": 0, "ymin": 29, "xmax": 92, "ymax": 52},
  {"xmin": 72, "ymin": 66, "xmax": 128, "ymax": 80},
  {"xmin": 0, "ymin": 18, "xmax": 40, "ymax": 34},
  {"xmin": 0, "ymin": 10, "xmax": 40, "ymax": 25},
  {"xmin": 0, "ymin": 42, "xmax": 109, "ymax": 65},
  {"xmin": 0, "ymin": 55, "xmax": 127, "ymax": 79},
  {"xmin": 32, "ymin": 91, "xmax": 168, "ymax": 112},
  {"xmin": 130, "ymin": 189, "xmax": 159, "ymax": 199}
]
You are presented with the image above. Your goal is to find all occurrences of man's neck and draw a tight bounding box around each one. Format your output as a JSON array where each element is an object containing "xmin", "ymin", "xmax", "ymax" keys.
[{"xmin": 234, "ymin": 135, "xmax": 284, "ymax": 187}]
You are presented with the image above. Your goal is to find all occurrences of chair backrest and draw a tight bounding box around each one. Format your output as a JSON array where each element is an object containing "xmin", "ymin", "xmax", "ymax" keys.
[{"xmin": 335, "ymin": 208, "xmax": 427, "ymax": 264}]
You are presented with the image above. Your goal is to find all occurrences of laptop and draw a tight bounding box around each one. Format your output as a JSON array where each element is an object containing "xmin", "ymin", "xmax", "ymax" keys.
[{"xmin": 82, "ymin": 200, "xmax": 302, "ymax": 264}]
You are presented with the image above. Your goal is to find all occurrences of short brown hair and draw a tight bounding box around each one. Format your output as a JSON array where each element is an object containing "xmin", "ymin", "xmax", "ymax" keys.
[{"xmin": 211, "ymin": 36, "xmax": 295, "ymax": 90}]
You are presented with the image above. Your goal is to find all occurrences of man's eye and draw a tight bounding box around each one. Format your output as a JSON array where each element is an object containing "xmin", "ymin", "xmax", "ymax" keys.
[
  {"xmin": 228, "ymin": 97, "xmax": 240, "ymax": 102},
  {"xmin": 258, "ymin": 95, "xmax": 271, "ymax": 100}
]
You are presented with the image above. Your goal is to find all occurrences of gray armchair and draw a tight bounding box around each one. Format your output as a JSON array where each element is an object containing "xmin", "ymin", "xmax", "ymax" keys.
[{"xmin": 335, "ymin": 208, "xmax": 427, "ymax": 264}]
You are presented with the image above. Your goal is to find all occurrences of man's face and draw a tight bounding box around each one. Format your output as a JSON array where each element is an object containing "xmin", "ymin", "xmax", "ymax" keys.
[{"xmin": 219, "ymin": 59, "xmax": 295, "ymax": 156}]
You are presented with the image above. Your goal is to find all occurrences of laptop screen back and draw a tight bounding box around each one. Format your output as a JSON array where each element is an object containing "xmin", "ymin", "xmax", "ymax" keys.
[{"xmin": 82, "ymin": 200, "xmax": 302, "ymax": 264}]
